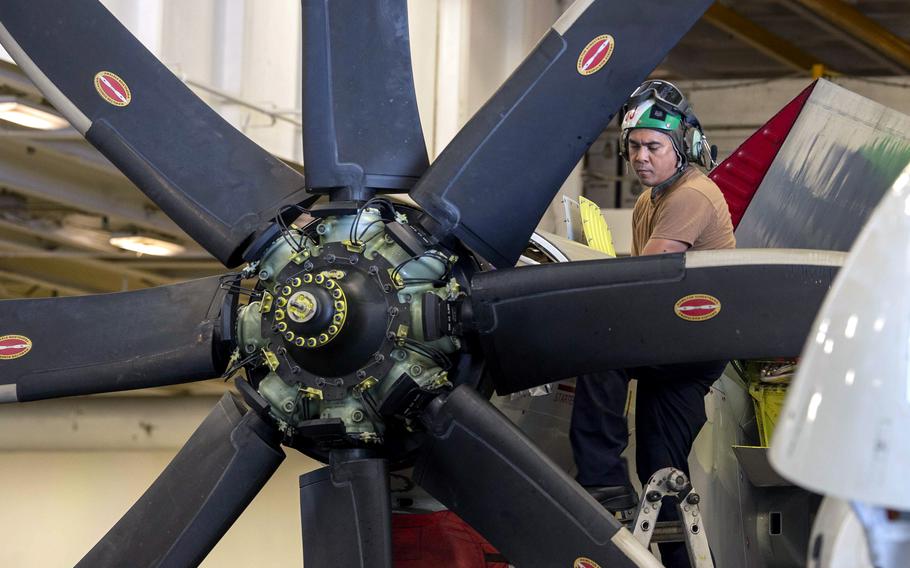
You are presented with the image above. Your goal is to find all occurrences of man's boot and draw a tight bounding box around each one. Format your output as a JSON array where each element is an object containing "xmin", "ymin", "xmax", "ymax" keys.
[{"xmin": 584, "ymin": 485, "xmax": 639, "ymax": 519}]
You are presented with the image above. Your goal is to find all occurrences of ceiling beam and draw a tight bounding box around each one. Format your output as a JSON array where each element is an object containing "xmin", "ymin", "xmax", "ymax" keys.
[
  {"xmin": 0, "ymin": 217, "xmax": 217, "ymax": 288},
  {"xmin": 0, "ymin": 255, "xmax": 164, "ymax": 295},
  {"xmin": 112, "ymin": 260, "xmax": 224, "ymax": 273},
  {"xmin": 704, "ymin": 3, "xmax": 835, "ymax": 74},
  {"xmin": 787, "ymin": 0, "xmax": 910, "ymax": 72},
  {"xmin": 0, "ymin": 217, "xmax": 116, "ymax": 253},
  {"xmin": 0, "ymin": 138, "xmax": 188, "ymax": 241},
  {"xmin": 0, "ymin": 269, "xmax": 91, "ymax": 297},
  {"xmin": 778, "ymin": 0, "xmax": 906, "ymax": 74},
  {"xmin": 0, "ymin": 234, "xmax": 177, "ymax": 294}
]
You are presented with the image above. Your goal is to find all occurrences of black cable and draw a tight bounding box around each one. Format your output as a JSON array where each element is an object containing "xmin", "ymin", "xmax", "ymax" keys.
[
  {"xmin": 275, "ymin": 203, "xmax": 312, "ymax": 253},
  {"xmin": 222, "ymin": 351, "xmax": 264, "ymax": 379},
  {"xmin": 356, "ymin": 219, "xmax": 386, "ymax": 242},
  {"xmin": 400, "ymin": 337, "xmax": 451, "ymax": 370},
  {"xmin": 218, "ymin": 275, "xmax": 262, "ymax": 299},
  {"xmin": 391, "ymin": 250, "xmax": 452, "ymax": 285},
  {"xmin": 349, "ymin": 197, "xmax": 395, "ymax": 246}
]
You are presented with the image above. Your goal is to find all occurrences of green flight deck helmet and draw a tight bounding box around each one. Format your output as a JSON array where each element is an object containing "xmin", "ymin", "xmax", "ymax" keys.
[{"xmin": 619, "ymin": 80, "xmax": 715, "ymax": 173}]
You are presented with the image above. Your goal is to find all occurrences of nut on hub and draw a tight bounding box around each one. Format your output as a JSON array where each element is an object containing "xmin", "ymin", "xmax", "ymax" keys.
[{"xmin": 287, "ymin": 291, "xmax": 318, "ymax": 323}]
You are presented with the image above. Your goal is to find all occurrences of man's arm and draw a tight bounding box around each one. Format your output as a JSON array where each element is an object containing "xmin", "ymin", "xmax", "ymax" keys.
[
  {"xmin": 640, "ymin": 238, "xmax": 689, "ymax": 255},
  {"xmin": 641, "ymin": 186, "xmax": 713, "ymax": 255}
]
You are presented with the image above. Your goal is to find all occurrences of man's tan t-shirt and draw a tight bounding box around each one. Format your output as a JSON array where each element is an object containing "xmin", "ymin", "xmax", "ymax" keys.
[{"xmin": 631, "ymin": 167, "xmax": 736, "ymax": 256}]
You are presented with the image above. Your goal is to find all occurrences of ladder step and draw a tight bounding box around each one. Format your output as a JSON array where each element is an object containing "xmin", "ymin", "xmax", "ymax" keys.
[{"xmin": 648, "ymin": 520, "xmax": 687, "ymax": 544}]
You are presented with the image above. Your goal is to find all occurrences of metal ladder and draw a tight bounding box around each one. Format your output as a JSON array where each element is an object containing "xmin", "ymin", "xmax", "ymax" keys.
[{"xmin": 630, "ymin": 467, "xmax": 714, "ymax": 568}]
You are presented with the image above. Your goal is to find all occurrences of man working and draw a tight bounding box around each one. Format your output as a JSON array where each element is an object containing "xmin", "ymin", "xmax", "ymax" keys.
[{"xmin": 570, "ymin": 80, "xmax": 735, "ymax": 568}]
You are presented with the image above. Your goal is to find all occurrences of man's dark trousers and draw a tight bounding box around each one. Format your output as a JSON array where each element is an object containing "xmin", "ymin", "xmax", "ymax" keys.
[{"xmin": 570, "ymin": 361, "xmax": 727, "ymax": 568}]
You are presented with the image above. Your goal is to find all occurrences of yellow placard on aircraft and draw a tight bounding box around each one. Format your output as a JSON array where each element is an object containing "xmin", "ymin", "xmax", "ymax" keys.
[{"xmin": 579, "ymin": 195, "xmax": 616, "ymax": 257}]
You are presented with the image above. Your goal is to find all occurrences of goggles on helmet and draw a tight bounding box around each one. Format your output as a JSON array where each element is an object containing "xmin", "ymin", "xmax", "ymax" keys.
[{"xmin": 626, "ymin": 80, "xmax": 690, "ymax": 119}]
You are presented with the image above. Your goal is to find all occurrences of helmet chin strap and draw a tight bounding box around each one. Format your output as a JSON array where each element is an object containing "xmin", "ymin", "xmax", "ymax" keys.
[{"xmin": 649, "ymin": 154, "xmax": 688, "ymax": 200}]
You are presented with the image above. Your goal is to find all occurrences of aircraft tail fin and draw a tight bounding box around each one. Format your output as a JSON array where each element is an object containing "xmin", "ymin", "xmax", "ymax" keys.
[
  {"xmin": 713, "ymin": 79, "xmax": 910, "ymax": 251},
  {"xmin": 710, "ymin": 83, "xmax": 815, "ymax": 229}
]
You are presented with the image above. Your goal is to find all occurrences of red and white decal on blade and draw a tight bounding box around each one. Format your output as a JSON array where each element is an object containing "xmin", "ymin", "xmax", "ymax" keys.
[
  {"xmin": 0, "ymin": 334, "xmax": 32, "ymax": 360},
  {"xmin": 576, "ymin": 35, "xmax": 614, "ymax": 76},
  {"xmin": 94, "ymin": 71, "xmax": 132, "ymax": 107},
  {"xmin": 674, "ymin": 294, "xmax": 722, "ymax": 322}
]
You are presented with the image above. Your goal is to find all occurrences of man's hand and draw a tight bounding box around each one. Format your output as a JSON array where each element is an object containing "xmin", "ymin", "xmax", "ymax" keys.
[{"xmin": 641, "ymin": 238, "xmax": 689, "ymax": 255}]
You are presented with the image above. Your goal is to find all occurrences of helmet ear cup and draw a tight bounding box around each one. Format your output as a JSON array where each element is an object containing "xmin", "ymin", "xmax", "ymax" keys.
[
  {"xmin": 684, "ymin": 127, "xmax": 715, "ymax": 169},
  {"xmin": 686, "ymin": 128, "xmax": 703, "ymax": 162}
]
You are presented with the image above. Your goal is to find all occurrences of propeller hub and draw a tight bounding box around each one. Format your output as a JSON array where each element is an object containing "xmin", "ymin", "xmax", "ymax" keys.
[
  {"xmin": 237, "ymin": 206, "xmax": 471, "ymax": 459},
  {"xmin": 274, "ymin": 272, "xmax": 348, "ymax": 348}
]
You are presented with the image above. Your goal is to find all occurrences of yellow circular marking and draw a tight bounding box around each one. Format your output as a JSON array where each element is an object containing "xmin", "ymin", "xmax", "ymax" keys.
[
  {"xmin": 576, "ymin": 35, "xmax": 614, "ymax": 76},
  {"xmin": 93, "ymin": 71, "xmax": 132, "ymax": 107},
  {"xmin": 0, "ymin": 334, "xmax": 32, "ymax": 360},
  {"xmin": 574, "ymin": 558, "xmax": 601, "ymax": 568},
  {"xmin": 674, "ymin": 294, "xmax": 722, "ymax": 322}
]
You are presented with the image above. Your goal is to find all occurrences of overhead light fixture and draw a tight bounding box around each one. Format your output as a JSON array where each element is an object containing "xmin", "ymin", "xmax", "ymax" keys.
[
  {"xmin": 0, "ymin": 97, "xmax": 69, "ymax": 130},
  {"xmin": 109, "ymin": 235, "xmax": 185, "ymax": 256}
]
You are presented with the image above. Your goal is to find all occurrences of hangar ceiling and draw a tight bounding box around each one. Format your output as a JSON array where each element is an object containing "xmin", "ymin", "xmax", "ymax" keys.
[
  {"xmin": 661, "ymin": 0, "xmax": 910, "ymax": 78},
  {"xmin": 0, "ymin": 0, "xmax": 909, "ymax": 301}
]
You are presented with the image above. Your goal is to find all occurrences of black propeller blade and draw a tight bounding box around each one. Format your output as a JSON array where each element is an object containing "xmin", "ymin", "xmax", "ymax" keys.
[
  {"xmin": 0, "ymin": 276, "xmax": 233, "ymax": 403},
  {"xmin": 0, "ymin": 0, "xmax": 310, "ymax": 267},
  {"xmin": 469, "ymin": 250, "xmax": 844, "ymax": 394},
  {"xmin": 302, "ymin": 0, "xmax": 429, "ymax": 200},
  {"xmin": 410, "ymin": 0, "xmax": 712, "ymax": 267},
  {"xmin": 415, "ymin": 385, "xmax": 652, "ymax": 567},
  {"xmin": 78, "ymin": 393, "xmax": 285, "ymax": 568},
  {"xmin": 299, "ymin": 451, "xmax": 392, "ymax": 568}
]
